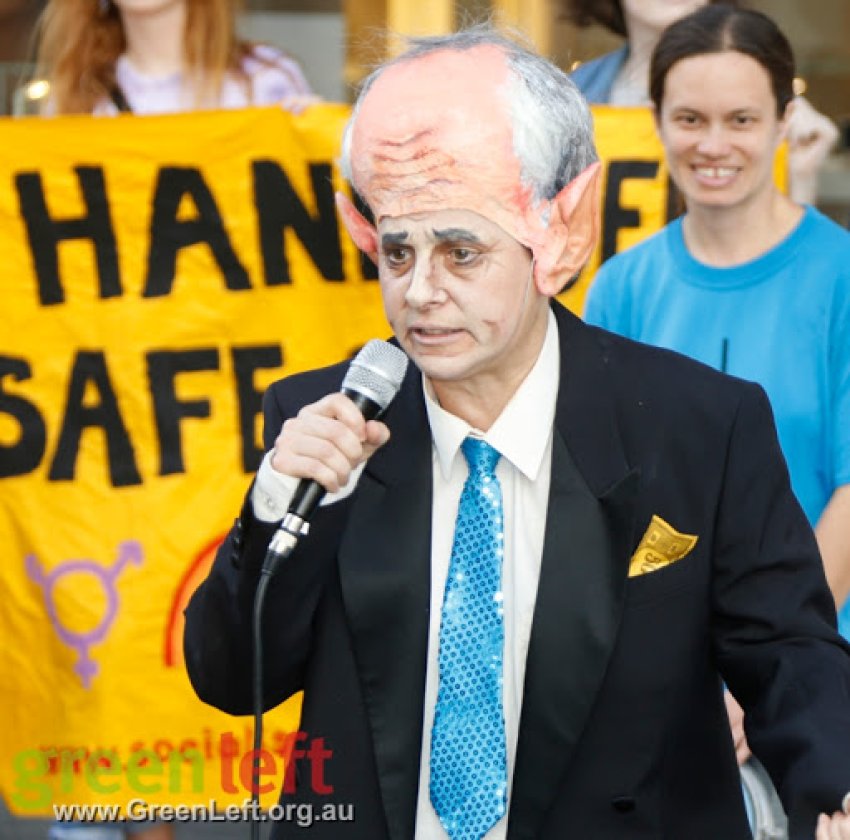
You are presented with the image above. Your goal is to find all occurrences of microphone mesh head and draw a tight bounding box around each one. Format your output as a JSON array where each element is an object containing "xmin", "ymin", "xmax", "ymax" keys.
[{"xmin": 342, "ymin": 340, "xmax": 409, "ymax": 409}]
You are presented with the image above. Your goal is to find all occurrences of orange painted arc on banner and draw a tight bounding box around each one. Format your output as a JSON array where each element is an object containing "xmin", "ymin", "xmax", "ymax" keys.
[{"xmin": 164, "ymin": 534, "xmax": 225, "ymax": 667}]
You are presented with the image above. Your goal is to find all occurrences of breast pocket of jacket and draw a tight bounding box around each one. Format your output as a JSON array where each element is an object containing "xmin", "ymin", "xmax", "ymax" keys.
[{"xmin": 624, "ymin": 514, "xmax": 704, "ymax": 606}]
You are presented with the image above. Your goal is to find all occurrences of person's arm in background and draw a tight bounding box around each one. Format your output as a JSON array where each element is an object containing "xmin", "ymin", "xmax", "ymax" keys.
[
  {"xmin": 246, "ymin": 42, "xmax": 321, "ymax": 113},
  {"xmin": 787, "ymin": 96, "xmax": 840, "ymax": 206},
  {"xmin": 819, "ymin": 269, "xmax": 850, "ymax": 616},
  {"xmin": 817, "ymin": 485, "xmax": 850, "ymax": 609}
]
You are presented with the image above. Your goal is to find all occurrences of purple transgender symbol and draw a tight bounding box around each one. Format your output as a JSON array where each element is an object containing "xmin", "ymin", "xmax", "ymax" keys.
[{"xmin": 26, "ymin": 541, "xmax": 143, "ymax": 688}]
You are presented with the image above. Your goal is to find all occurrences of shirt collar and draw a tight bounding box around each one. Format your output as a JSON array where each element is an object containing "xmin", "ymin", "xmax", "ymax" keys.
[{"xmin": 424, "ymin": 309, "xmax": 559, "ymax": 481}]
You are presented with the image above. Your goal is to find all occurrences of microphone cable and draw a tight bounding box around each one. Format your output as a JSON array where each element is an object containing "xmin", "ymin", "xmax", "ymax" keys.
[{"xmin": 247, "ymin": 340, "xmax": 408, "ymax": 839}]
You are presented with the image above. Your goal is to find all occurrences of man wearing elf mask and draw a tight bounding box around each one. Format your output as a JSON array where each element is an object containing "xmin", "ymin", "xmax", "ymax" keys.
[{"xmin": 185, "ymin": 27, "xmax": 850, "ymax": 840}]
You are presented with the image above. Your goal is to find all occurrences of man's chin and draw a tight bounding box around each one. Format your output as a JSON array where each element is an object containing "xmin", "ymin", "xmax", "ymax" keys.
[{"xmin": 414, "ymin": 355, "xmax": 474, "ymax": 385}]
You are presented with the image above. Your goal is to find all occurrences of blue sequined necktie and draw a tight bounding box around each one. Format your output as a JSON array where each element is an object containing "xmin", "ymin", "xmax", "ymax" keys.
[{"xmin": 430, "ymin": 437, "xmax": 508, "ymax": 840}]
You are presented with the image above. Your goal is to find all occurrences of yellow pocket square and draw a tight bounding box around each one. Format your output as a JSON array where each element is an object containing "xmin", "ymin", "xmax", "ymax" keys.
[{"xmin": 628, "ymin": 515, "xmax": 698, "ymax": 577}]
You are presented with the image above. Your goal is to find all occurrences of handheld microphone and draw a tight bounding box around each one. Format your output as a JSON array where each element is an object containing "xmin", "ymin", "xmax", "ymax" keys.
[{"xmin": 263, "ymin": 339, "xmax": 409, "ymax": 573}]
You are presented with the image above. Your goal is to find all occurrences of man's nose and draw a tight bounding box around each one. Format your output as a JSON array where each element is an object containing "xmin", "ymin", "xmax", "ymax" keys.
[{"xmin": 404, "ymin": 258, "xmax": 445, "ymax": 307}]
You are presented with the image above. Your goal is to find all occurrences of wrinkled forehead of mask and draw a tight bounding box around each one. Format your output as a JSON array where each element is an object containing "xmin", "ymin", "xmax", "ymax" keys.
[{"xmin": 348, "ymin": 44, "xmax": 552, "ymax": 252}]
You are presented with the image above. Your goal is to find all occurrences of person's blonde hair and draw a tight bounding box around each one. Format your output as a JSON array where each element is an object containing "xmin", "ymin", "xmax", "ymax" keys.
[{"xmin": 35, "ymin": 0, "xmax": 251, "ymax": 113}]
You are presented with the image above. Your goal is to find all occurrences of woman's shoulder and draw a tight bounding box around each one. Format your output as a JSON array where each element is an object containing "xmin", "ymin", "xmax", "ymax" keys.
[
  {"xmin": 599, "ymin": 221, "xmax": 681, "ymax": 277},
  {"xmin": 584, "ymin": 223, "xmax": 680, "ymax": 326},
  {"xmin": 801, "ymin": 205, "xmax": 850, "ymax": 249},
  {"xmin": 241, "ymin": 43, "xmax": 312, "ymax": 102},
  {"xmin": 569, "ymin": 46, "xmax": 628, "ymax": 103},
  {"xmin": 783, "ymin": 206, "xmax": 850, "ymax": 294}
]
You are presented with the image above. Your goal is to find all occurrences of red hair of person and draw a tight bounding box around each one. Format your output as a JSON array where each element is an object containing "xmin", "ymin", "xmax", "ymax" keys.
[{"xmin": 34, "ymin": 0, "xmax": 254, "ymax": 113}]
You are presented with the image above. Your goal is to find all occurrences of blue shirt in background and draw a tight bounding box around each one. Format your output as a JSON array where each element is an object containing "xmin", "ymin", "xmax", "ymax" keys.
[{"xmin": 569, "ymin": 46, "xmax": 628, "ymax": 103}]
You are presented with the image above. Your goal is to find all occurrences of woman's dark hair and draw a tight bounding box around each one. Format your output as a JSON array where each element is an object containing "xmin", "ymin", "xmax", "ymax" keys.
[
  {"xmin": 559, "ymin": 0, "xmax": 738, "ymax": 39},
  {"xmin": 650, "ymin": 5, "xmax": 795, "ymax": 117}
]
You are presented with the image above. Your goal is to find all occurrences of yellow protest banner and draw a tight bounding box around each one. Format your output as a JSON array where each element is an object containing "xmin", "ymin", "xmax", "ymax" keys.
[
  {"xmin": 0, "ymin": 104, "xmax": 787, "ymax": 818},
  {"xmin": 0, "ymin": 104, "xmax": 388, "ymax": 817}
]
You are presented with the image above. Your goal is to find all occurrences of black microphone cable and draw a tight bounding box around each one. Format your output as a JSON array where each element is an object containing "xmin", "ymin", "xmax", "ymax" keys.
[{"xmin": 248, "ymin": 340, "xmax": 408, "ymax": 840}]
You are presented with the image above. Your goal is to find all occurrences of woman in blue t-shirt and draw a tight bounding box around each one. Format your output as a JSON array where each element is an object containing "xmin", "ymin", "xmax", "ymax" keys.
[{"xmin": 584, "ymin": 6, "xmax": 850, "ymax": 829}]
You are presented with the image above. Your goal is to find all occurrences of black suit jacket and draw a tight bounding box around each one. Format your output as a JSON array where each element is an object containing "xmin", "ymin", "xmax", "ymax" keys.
[{"xmin": 185, "ymin": 302, "xmax": 850, "ymax": 839}]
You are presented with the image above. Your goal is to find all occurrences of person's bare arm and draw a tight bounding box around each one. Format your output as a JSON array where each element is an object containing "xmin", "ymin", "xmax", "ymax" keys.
[
  {"xmin": 815, "ymin": 484, "xmax": 850, "ymax": 610},
  {"xmin": 786, "ymin": 96, "xmax": 840, "ymax": 206}
]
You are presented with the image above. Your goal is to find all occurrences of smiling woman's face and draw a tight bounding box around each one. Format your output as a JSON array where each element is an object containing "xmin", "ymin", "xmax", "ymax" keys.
[{"xmin": 656, "ymin": 50, "xmax": 787, "ymax": 214}]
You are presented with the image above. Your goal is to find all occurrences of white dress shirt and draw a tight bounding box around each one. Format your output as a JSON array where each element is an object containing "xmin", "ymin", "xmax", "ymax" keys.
[
  {"xmin": 251, "ymin": 312, "xmax": 560, "ymax": 838},
  {"xmin": 414, "ymin": 312, "xmax": 558, "ymax": 839}
]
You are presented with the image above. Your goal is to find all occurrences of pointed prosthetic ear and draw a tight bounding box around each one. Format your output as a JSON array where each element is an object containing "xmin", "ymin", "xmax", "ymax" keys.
[
  {"xmin": 335, "ymin": 191, "xmax": 379, "ymax": 264},
  {"xmin": 533, "ymin": 162, "xmax": 602, "ymax": 297}
]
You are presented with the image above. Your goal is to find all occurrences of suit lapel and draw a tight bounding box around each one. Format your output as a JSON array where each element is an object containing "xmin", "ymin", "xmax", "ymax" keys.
[
  {"xmin": 337, "ymin": 307, "xmax": 639, "ymax": 839},
  {"xmin": 508, "ymin": 305, "xmax": 639, "ymax": 839},
  {"xmin": 338, "ymin": 367, "xmax": 432, "ymax": 840}
]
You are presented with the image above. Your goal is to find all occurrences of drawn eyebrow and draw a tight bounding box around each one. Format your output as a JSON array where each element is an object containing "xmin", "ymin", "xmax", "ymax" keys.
[
  {"xmin": 381, "ymin": 231, "xmax": 409, "ymax": 247},
  {"xmin": 432, "ymin": 228, "xmax": 483, "ymax": 244}
]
